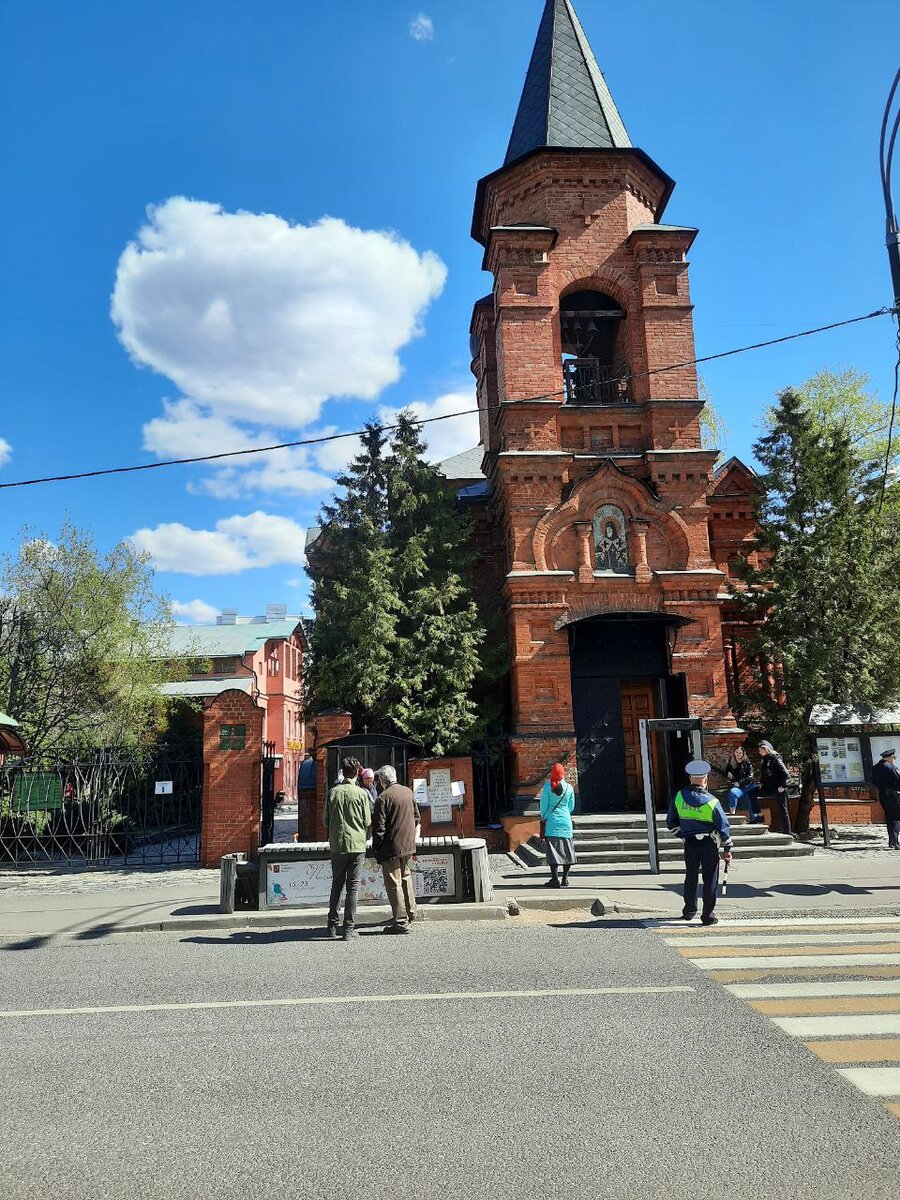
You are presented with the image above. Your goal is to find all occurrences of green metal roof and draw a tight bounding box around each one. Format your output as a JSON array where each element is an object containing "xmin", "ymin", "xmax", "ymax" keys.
[
  {"xmin": 159, "ymin": 678, "xmax": 255, "ymax": 699},
  {"xmin": 162, "ymin": 617, "xmax": 305, "ymax": 659},
  {"xmin": 0, "ymin": 711, "xmax": 21, "ymax": 727}
]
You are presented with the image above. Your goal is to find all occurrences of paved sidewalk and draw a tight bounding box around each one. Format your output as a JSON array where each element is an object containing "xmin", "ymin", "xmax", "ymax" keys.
[
  {"xmin": 4, "ymin": 826, "xmax": 900, "ymax": 945},
  {"xmin": 493, "ymin": 841, "xmax": 900, "ymax": 916}
]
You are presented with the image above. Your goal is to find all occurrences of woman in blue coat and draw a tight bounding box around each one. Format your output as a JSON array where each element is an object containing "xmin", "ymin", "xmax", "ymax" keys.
[{"xmin": 540, "ymin": 763, "xmax": 576, "ymax": 888}]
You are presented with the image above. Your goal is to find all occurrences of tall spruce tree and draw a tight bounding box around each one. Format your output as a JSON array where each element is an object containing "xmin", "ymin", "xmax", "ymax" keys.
[
  {"xmin": 383, "ymin": 412, "xmax": 485, "ymax": 754},
  {"xmin": 730, "ymin": 386, "xmax": 900, "ymax": 830},
  {"xmin": 308, "ymin": 422, "xmax": 398, "ymax": 729}
]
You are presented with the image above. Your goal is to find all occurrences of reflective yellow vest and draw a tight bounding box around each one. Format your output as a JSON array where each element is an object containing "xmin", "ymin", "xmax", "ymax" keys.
[{"xmin": 674, "ymin": 791, "xmax": 717, "ymax": 825}]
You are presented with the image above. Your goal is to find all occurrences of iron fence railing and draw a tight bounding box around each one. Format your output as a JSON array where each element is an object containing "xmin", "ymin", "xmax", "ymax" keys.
[
  {"xmin": 0, "ymin": 743, "xmax": 203, "ymax": 870},
  {"xmin": 563, "ymin": 359, "xmax": 632, "ymax": 405}
]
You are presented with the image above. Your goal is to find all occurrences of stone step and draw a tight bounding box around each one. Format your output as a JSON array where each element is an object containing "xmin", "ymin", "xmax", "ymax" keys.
[
  {"xmin": 563, "ymin": 842, "xmax": 814, "ymax": 864},
  {"xmin": 572, "ymin": 812, "xmax": 750, "ymax": 828},
  {"xmin": 573, "ymin": 826, "xmax": 770, "ymax": 845}
]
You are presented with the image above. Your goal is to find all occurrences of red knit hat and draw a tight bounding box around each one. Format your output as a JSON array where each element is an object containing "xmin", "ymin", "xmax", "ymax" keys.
[{"xmin": 549, "ymin": 763, "xmax": 565, "ymax": 784}]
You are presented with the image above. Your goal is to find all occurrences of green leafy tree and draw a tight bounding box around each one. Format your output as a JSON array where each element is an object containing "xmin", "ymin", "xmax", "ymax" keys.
[
  {"xmin": 0, "ymin": 522, "xmax": 175, "ymax": 755},
  {"xmin": 730, "ymin": 385, "xmax": 900, "ymax": 830},
  {"xmin": 384, "ymin": 412, "xmax": 485, "ymax": 754},
  {"xmin": 308, "ymin": 422, "xmax": 399, "ymax": 729}
]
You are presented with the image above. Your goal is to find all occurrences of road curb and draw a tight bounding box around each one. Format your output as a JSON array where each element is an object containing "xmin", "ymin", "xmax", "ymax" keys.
[{"xmin": 69, "ymin": 901, "xmax": 512, "ymax": 937}]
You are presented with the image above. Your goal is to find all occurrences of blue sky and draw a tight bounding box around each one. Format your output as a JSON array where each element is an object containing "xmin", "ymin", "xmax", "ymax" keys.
[{"xmin": 1, "ymin": 0, "xmax": 898, "ymax": 623}]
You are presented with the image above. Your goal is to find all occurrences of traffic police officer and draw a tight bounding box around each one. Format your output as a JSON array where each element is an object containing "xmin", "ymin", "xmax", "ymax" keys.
[
  {"xmin": 667, "ymin": 760, "xmax": 733, "ymax": 926},
  {"xmin": 872, "ymin": 749, "xmax": 900, "ymax": 850}
]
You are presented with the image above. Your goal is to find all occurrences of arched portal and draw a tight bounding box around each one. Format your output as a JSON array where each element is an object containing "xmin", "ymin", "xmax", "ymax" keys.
[{"xmin": 568, "ymin": 613, "xmax": 692, "ymax": 812}]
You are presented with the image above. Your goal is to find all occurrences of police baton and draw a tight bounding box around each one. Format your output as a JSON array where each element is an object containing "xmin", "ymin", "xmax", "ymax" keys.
[{"xmin": 721, "ymin": 852, "xmax": 730, "ymax": 896}]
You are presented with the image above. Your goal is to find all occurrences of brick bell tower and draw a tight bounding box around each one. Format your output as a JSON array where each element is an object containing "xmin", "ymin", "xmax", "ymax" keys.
[{"xmin": 469, "ymin": 0, "xmax": 742, "ymax": 813}]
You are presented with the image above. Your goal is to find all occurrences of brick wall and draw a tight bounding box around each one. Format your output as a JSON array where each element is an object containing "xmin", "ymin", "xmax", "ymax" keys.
[
  {"xmin": 408, "ymin": 756, "xmax": 476, "ymax": 839},
  {"xmin": 200, "ymin": 689, "xmax": 265, "ymax": 867}
]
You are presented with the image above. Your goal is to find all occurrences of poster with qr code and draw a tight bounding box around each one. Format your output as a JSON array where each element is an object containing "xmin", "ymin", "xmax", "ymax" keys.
[{"xmin": 266, "ymin": 853, "xmax": 456, "ymax": 907}]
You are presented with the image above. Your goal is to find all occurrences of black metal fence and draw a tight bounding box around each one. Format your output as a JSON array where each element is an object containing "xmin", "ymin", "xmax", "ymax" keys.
[
  {"xmin": 563, "ymin": 359, "xmax": 632, "ymax": 405},
  {"xmin": 0, "ymin": 744, "xmax": 203, "ymax": 870},
  {"xmin": 471, "ymin": 734, "xmax": 508, "ymax": 825}
]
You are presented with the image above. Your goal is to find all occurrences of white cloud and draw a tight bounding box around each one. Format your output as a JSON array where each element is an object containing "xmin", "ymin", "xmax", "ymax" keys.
[
  {"xmin": 409, "ymin": 13, "xmax": 434, "ymax": 41},
  {"xmin": 113, "ymin": 197, "xmax": 447, "ymax": 431},
  {"xmin": 189, "ymin": 448, "xmax": 334, "ymax": 500},
  {"xmin": 171, "ymin": 599, "xmax": 220, "ymax": 624},
  {"xmin": 0, "ymin": 438, "xmax": 11, "ymax": 468},
  {"xmin": 143, "ymin": 400, "xmax": 266, "ymax": 459},
  {"xmin": 378, "ymin": 390, "xmax": 481, "ymax": 464},
  {"xmin": 310, "ymin": 429, "xmax": 363, "ymax": 474},
  {"xmin": 131, "ymin": 511, "xmax": 306, "ymax": 576}
]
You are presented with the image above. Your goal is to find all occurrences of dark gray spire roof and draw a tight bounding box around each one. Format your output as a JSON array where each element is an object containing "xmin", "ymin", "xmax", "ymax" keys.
[{"xmin": 505, "ymin": 0, "xmax": 631, "ymax": 166}]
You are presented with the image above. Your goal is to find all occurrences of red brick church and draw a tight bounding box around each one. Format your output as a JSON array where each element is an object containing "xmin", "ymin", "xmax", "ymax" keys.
[{"xmin": 442, "ymin": 0, "xmax": 758, "ymax": 813}]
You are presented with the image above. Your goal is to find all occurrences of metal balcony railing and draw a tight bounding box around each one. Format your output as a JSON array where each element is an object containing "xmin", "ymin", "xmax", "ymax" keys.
[{"xmin": 563, "ymin": 359, "xmax": 632, "ymax": 405}]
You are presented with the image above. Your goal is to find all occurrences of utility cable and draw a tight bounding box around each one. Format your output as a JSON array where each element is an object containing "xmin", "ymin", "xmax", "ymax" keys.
[{"xmin": 0, "ymin": 304, "xmax": 895, "ymax": 491}]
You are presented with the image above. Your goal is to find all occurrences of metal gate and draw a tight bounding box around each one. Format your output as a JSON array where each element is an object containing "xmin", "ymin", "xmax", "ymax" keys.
[
  {"xmin": 471, "ymin": 733, "xmax": 508, "ymax": 824},
  {"xmin": 260, "ymin": 740, "xmax": 278, "ymax": 847},
  {"xmin": 0, "ymin": 743, "xmax": 203, "ymax": 870}
]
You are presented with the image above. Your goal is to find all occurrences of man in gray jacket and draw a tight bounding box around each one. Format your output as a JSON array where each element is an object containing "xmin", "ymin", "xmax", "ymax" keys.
[{"xmin": 372, "ymin": 765, "xmax": 421, "ymax": 934}]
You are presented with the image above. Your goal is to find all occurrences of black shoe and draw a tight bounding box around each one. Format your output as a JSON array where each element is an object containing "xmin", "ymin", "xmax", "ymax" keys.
[
  {"xmin": 327, "ymin": 925, "xmax": 340, "ymax": 940},
  {"xmin": 383, "ymin": 922, "xmax": 410, "ymax": 935},
  {"xmin": 561, "ymin": 877, "xmax": 571, "ymax": 888},
  {"xmin": 681, "ymin": 912, "xmax": 697, "ymax": 921},
  {"xmin": 544, "ymin": 877, "xmax": 561, "ymax": 888},
  {"xmin": 342, "ymin": 928, "xmax": 359, "ymax": 941},
  {"xmin": 701, "ymin": 915, "xmax": 719, "ymax": 927}
]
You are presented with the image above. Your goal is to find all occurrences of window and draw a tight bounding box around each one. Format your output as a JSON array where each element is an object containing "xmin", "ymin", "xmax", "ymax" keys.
[
  {"xmin": 593, "ymin": 504, "xmax": 629, "ymax": 573},
  {"xmin": 212, "ymin": 657, "xmax": 237, "ymax": 675},
  {"xmin": 219, "ymin": 724, "xmax": 246, "ymax": 751}
]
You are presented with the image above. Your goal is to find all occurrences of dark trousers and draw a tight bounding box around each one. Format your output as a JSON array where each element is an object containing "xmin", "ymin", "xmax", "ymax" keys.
[
  {"xmin": 765, "ymin": 792, "xmax": 792, "ymax": 835},
  {"xmin": 328, "ymin": 852, "xmax": 364, "ymax": 930},
  {"xmin": 886, "ymin": 818, "xmax": 900, "ymax": 849},
  {"xmin": 683, "ymin": 836, "xmax": 719, "ymax": 921}
]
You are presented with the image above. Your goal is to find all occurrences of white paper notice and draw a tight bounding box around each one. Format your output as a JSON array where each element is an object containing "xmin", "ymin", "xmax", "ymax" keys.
[
  {"xmin": 429, "ymin": 768, "xmax": 454, "ymax": 823},
  {"xmin": 412, "ymin": 777, "xmax": 428, "ymax": 806}
]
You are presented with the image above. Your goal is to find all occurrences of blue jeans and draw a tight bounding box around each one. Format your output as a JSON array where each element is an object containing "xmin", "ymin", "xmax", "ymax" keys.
[{"xmin": 727, "ymin": 783, "xmax": 761, "ymax": 817}]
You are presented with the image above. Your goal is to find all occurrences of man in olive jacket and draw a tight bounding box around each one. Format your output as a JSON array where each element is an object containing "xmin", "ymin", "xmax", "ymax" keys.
[
  {"xmin": 372, "ymin": 765, "xmax": 421, "ymax": 933},
  {"xmin": 324, "ymin": 756, "xmax": 372, "ymax": 941}
]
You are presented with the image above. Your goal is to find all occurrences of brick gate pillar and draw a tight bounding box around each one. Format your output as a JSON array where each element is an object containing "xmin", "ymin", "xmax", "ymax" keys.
[{"xmin": 200, "ymin": 689, "xmax": 265, "ymax": 867}]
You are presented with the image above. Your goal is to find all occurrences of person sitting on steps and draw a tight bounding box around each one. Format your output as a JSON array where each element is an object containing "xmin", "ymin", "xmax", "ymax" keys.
[
  {"xmin": 724, "ymin": 744, "xmax": 764, "ymax": 822},
  {"xmin": 540, "ymin": 763, "xmax": 576, "ymax": 889}
]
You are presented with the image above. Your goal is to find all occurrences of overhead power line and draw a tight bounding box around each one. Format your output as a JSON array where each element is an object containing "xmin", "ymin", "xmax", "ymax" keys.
[{"xmin": 0, "ymin": 305, "xmax": 896, "ymax": 492}]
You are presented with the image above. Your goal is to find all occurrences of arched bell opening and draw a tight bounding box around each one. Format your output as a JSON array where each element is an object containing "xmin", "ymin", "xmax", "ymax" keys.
[{"xmin": 559, "ymin": 290, "xmax": 631, "ymax": 405}]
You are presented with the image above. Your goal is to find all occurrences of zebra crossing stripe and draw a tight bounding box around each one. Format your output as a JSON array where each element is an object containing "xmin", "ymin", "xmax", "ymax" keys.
[
  {"xmin": 836, "ymin": 1067, "xmax": 900, "ymax": 1097},
  {"xmin": 711, "ymin": 966, "xmax": 900, "ymax": 983},
  {"xmin": 679, "ymin": 943, "xmax": 900, "ymax": 960},
  {"xmin": 751, "ymin": 997, "xmax": 900, "ymax": 1015},
  {"xmin": 729, "ymin": 980, "xmax": 900, "ymax": 999},
  {"xmin": 666, "ymin": 933, "xmax": 900, "ymax": 948},
  {"xmin": 774, "ymin": 1014, "xmax": 900, "ymax": 1038},
  {"xmin": 805, "ymin": 1039, "xmax": 900, "ymax": 1064},
  {"xmin": 692, "ymin": 952, "xmax": 900, "ymax": 970}
]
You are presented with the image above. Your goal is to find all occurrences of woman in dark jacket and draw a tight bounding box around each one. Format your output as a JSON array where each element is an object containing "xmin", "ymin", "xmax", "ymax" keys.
[
  {"xmin": 724, "ymin": 745, "xmax": 763, "ymax": 822},
  {"xmin": 758, "ymin": 740, "xmax": 792, "ymax": 834}
]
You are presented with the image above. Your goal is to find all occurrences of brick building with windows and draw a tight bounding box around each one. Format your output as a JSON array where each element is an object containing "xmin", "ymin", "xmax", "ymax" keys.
[
  {"xmin": 160, "ymin": 604, "xmax": 307, "ymax": 802},
  {"xmin": 448, "ymin": 0, "xmax": 758, "ymax": 812}
]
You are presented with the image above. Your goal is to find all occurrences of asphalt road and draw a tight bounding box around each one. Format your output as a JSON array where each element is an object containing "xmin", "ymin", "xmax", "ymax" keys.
[{"xmin": 2, "ymin": 918, "xmax": 896, "ymax": 1200}]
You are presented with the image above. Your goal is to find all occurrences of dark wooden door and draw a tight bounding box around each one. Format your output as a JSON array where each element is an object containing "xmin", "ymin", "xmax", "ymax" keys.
[
  {"xmin": 571, "ymin": 676, "xmax": 626, "ymax": 812},
  {"xmin": 620, "ymin": 682, "xmax": 658, "ymax": 808}
]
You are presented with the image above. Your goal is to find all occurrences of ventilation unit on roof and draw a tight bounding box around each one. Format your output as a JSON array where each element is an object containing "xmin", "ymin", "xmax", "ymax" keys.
[
  {"xmin": 217, "ymin": 609, "xmax": 238, "ymax": 626},
  {"xmin": 266, "ymin": 603, "xmax": 289, "ymax": 622}
]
